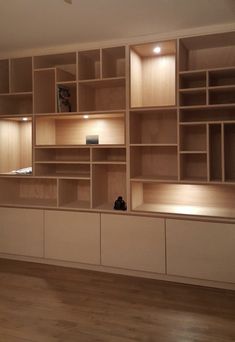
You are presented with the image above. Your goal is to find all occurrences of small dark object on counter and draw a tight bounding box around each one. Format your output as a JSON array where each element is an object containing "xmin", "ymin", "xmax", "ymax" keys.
[{"xmin": 114, "ymin": 196, "xmax": 127, "ymax": 211}]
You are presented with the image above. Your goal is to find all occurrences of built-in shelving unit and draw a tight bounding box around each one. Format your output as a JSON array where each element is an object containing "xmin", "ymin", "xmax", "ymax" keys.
[{"xmin": 0, "ymin": 32, "xmax": 234, "ymax": 218}]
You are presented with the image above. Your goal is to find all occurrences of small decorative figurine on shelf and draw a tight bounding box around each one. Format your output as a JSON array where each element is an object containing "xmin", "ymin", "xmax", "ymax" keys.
[{"xmin": 114, "ymin": 196, "xmax": 127, "ymax": 211}]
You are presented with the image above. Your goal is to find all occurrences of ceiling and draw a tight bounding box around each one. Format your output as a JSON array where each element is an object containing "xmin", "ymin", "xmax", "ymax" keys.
[{"xmin": 0, "ymin": 0, "xmax": 234, "ymax": 54}]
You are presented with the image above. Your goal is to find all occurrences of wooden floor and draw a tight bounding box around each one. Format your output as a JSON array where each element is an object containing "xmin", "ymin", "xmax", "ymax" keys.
[{"xmin": 0, "ymin": 259, "xmax": 234, "ymax": 342}]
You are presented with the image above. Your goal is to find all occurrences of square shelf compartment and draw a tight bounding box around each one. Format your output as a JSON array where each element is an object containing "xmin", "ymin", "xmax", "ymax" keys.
[
  {"xmin": 10, "ymin": 57, "xmax": 32, "ymax": 92},
  {"xmin": 180, "ymin": 153, "xmax": 207, "ymax": 182},
  {"xmin": 209, "ymin": 124, "xmax": 222, "ymax": 181},
  {"xmin": 130, "ymin": 109, "xmax": 177, "ymax": 144},
  {"xmin": 180, "ymin": 107, "xmax": 235, "ymax": 123},
  {"xmin": 179, "ymin": 32, "xmax": 235, "ymax": 71},
  {"xmin": 0, "ymin": 60, "xmax": 9, "ymax": 94},
  {"xmin": 0, "ymin": 117, "xmax": 32, "ymax": 174},
  {"xmin": 224, "ymin": 123, "xmax": 235, "ymax": 182},
  {"xmin": 130, "ymin": 146, "xmax": 178, "ymax": 181},
  {"xmin": 180, "ymin": 89, "xmax": 206, "ymax": 107},
  {"xmin": 179, "ymin": 71, "xmax": 207, "ymax": 89},
  {"xmin": 35, "ymin": 163, "xmax": 90, "ymax": 178},
  {"xmin": 131, "ymin": 182, "xmax": 235, "ymax": 218},
  {"xmin": 35, "ymin": 114, "xmax": 125, "ymax": 145},
  {"xmin": 59, "ymin": 179, "xmax": 90, "ymax": 209},
  {"xmin": 102, "ymin": 46, "xmax": 125, "ymax": 78},
  {"xmin": 34, "ymin": 53, "xmax": 76, "ymax": 81},
  {"xmin": 0, "ymin": 93, "xmax": 32, "ymax": 115},
  {"xmin": 130, "ymin": 40, "xmax": 176, "ymax": 107},
  {"xmin": 92, "ymin": 164, "xmax": 126, "ymax": 210},
  {"xmin": 180, "ymin": 124, "xmax": 207, "ymax": 151},
  {"xmin": 35, "ymin": 147, "xmax": 90, "ymax": 162},
  {"xmin": 78, "ymin": 50, "xmax": 100, "ymax": 80},
  {"xmin": 92, "ymin": 147, "xmax": 126, "ymax": 163},
  {"xmin": 79, "ymin": 79, "xmax": 125, "ymax": 112},
  {"xmin": 209, "ymin": 88, "xmax": 235, "ymax": 105},
  {"xmin": 34, "ymin": 69, "xmax": 56, "ymax": 114},
  {"xmin": 57, "ymin": 83, "xmax": 77, "ymax": 112},
  {"xmin": 209, "ymin": 68, "xmax": 235, "ymax": 87},
  {"xmin": 0, "ymin": 178, "xmax": 57, "ymax": 207}
]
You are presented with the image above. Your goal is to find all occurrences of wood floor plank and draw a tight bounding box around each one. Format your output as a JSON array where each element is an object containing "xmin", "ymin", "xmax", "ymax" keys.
[{"xmin": 0, "ymin": 258, "xmax": 234, "ymax": 342}]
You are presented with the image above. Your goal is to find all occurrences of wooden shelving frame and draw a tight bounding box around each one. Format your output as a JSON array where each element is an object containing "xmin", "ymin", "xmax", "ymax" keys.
[{"xmin": 0, "ymin": 32, "xmax": 234, "ymax": 219}]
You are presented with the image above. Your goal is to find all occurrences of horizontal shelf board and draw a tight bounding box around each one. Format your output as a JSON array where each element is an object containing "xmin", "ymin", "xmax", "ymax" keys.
[
  {"xmin": 78, "ymin": 77, "xmax": 125, "ymax": 86},
  {"xmin": 0, "ymin": 92, "xmax": 32, "ymax": 97},
  {"xmin": 34, "ymin": 67, "xmax": 56, "ymax": 72},
  {"xmin": 35, "ymin": 144, "xmax": 125, "ymax": 149},
  {"xmin": 131, "ymin": 175, "xmax": 178, "ymax": 182},
  {"xmin": 180, "ymin": 104, "xmax": 235, "ymax": 110},
  {"xmin": 130, "ymin": 105, "xmax": 177, "ymax": 111},
  {"xmin": 132, "ymin": 203, "xmax": 235, "ymax": 219},
  {"xmin": 93, "ymin": 202, "xmax": 116, "ymax": 211},
  {"xmin": 37, "ymin": 174, "xmax": 90, "ymax": 179},
  {"xmin": 179, "ymin": 177, "xmax": 208, "ymax": 182},
  {"xmin": 91, "ymin": 144, "xmax": 126, "ymax": 148},
  {"xmin": 0, "ymin": 114, "xmax": 33, "ymax": 120},
  {"xmin": 130, "ymin": 143, "xmax": 178, "ymax": 147},
  {"xmin": 34, "ymin": 161, "xmax": 90, "ymax": 164},
  {"xmin": 91, "ymin": 161, "xmax": 126, "ymax": 165},
  {"xmin": 59, "ymin": 200, "xmax": 90, "ymax": 209},
  {"xmin": 208, "ymin": 85, "xmax": 235, "ymax": 92},
  {"xmin": 180, "ymin": 151, "xmax": 207, "ymax": 154},
  {"xmin": 179, "ymin": 66, "xmax": 235, "ymax": 74},
  {"xmin": 34, "ymin": 111, "xmax": 125, "ymax": 118},
  {"xmin": 0, "ymin": 198, "xmax": 57, "ymax": 207},
  {"xmin": 56, "ymin": 81, "xmax": 77, "ymax": 87},
  {"xmin": 179, "ymin": 88, "xmax": 206, "ymax": 93}
]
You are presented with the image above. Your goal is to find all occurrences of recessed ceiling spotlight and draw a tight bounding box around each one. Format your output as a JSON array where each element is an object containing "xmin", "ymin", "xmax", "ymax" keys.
[
  {"xmin": 153, "ymin": 46, "xmax": 161, "ymax": 54},
  {"xmin": 22, "ymin": 117, "xmax": 28, "ymax": 121},
  {"xmin": 83, "ymin": 115, "xmax": 89, "ymax": 119}
]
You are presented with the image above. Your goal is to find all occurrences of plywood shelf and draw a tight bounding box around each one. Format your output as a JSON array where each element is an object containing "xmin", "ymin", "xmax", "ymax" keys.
[{"xmin": 59, "ymin": 179, "xmax": 90, "ymax": 208}]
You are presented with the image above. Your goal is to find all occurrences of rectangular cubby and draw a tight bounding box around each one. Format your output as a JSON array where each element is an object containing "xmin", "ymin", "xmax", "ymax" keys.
[
  {"xmin": 209, "ymin": 124, "xmax": 222, "ymax": 181},
  {"xmin": 35, "ymin": 163, "xmax": 90, "ymax": 178},
  {"xmin": 180, "ymin": 153, "xmax": 207, "ymax": 181},
  {"xmin": 79, "ymin": 79, "xmax": 125, "ymax": 112},
  {"xmin": 179, "ymin": 89, "xmax": 206, "ymax": 107},
  {"xmin": 34, "ymin": 52, "xmax": 76, "ymax": 81},
  {"xmin": 209, "ymin": 68, "xmax": 235, "ymax": 87},
  {"xmin": 78, "ymin": 50, "xmax": 100, "ymax": 80},
  {"xmin": 130, "ymin": 40, "xmax": 176, "ymax": 107},
  {"xmin": 0, "ymin": 93, "xmax": 32, "ymax": 115},
  {"xmin": 130, "ymin": 109, "xmax": 177, "ymax": 144},
  {"xmin": 92, "ymin": 164, "xmax": 126, "ymax": 210},
  {"xmin": 102, "ymin": 46, "xmax": 125, "ymax": 78},
  {"xmin": 35, "ymin": 147, "xmax": 90, "ymax": 162},
  {"xmin": 34, "ymin": 69, "xmax": 56, "ymax": 113},
  {"xmin": 56, "ymin": 83, "xmax": 77, "ymax": 112},
  {"xmin": 0, "ymin": 178, "xmax": 57, "ymax": 207},
  {"xmin": 0, "ymin": 59, "xmax": 9, "ymax": 94},
  {"xmin": 209, "ymin": 87, "xmax": 235, "ymax": 105},
  {"xmin": 92, "ymin": 147, "xmax": 126, "ymax": 163},
  {"xmin": 179, "ymin": 31, "xmax": 235, "ymax": 71},
  {"xmin": 224, "ymin": 123, "xmax": 235, "ymax": 182},
  {"xmin": 180, "ymin": 124, "xmax": 207, "ymax": 152},
  {"xmin": 130, "ymin": 146, "xmax": 178, "ymax": 180},
  {"xmin": 131, "ymin": 182, "xmax": 235, "ymax": 218},
  {"xmin": 35, "ymin": 114, "xmax": 125, "ymax": 145},
  {"xmin": 180, "ymin": 107, "xmax": 235, "ymax": 123},
  {"xmin": 10, "ymin": 57, "xmax": 32, "ymax": 92},
  {"xmin": 59, "ymin": 179, "xmax": 90, "ymax": 209},
  {"xmin": 179, "ymin": 71, "xmax": 207, "ymax": 89},
  {"xmin": 0, "ymin": 117, "xmax": 32, "ymax": 174}
]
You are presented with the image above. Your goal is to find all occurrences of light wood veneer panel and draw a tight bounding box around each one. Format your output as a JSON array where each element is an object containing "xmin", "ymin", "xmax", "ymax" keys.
[
  {"xmin": 101, "ymin": 214, "xmax": 165, "ymax": 273},
  {"xmin": 45, "ymin": 211, "xmax": 100, "ymax": 265},
  {"xmin": 166, "ymin": 219, "xmax": 235, "ymax": 283},
  {"xmin": 0, "ymin": 208, "xmax": 43, "ymax": 257}
]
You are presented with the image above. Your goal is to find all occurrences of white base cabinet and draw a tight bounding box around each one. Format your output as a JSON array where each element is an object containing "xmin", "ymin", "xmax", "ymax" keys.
[
  {"xmin": 166, "ymin": 219, "xmax": 235, "ymax": 284},
  {"xmin": 44, "ymin": 211, "xmax": 100, "ymax": 265},
  {"xmin": 101, "ymin": 214, "xmax": 165, "ymax": 274},
  {"xmin": 0, "ymin": 208, "xmax": 44, "ymax": 257}
]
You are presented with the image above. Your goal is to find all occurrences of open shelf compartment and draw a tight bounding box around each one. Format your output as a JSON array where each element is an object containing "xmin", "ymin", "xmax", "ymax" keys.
[
  {"xmin": 224, "ymin": 123, "xmax": 235, "ymax": 182},
  {"xmin": 59, "ymin": 178, "xmax": 90, "ymax": 209},
  {"xmin": 10, "ymin": 57, "xmax": 32, "ymax": 93},
  {"xmin": 102, "ymin": 46, "xmax": 125, "ymax": 78},
  {"xmin": 78, "ymin": 50, "xmax": 100, "ymax": 80},
  {"xmin": 0, "ymin": 117, "xmax": 32, "ymax": 175}
]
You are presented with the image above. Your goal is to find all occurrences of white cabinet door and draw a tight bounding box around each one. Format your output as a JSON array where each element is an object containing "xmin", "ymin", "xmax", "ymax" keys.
[
  {"xmin": 45, "ymin": 211, "xmax": 100, "ymax": 265},
  {"xmin": 166, "ymin": 219, "xmax": 235, "ymax": 283},
  {"xmin": 101, "ymin": 214, "xmax": 165, "ymax": 273},
  {"xmin": 0, "ymin": 207, "xmax": 44, "ymax": 257}
]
